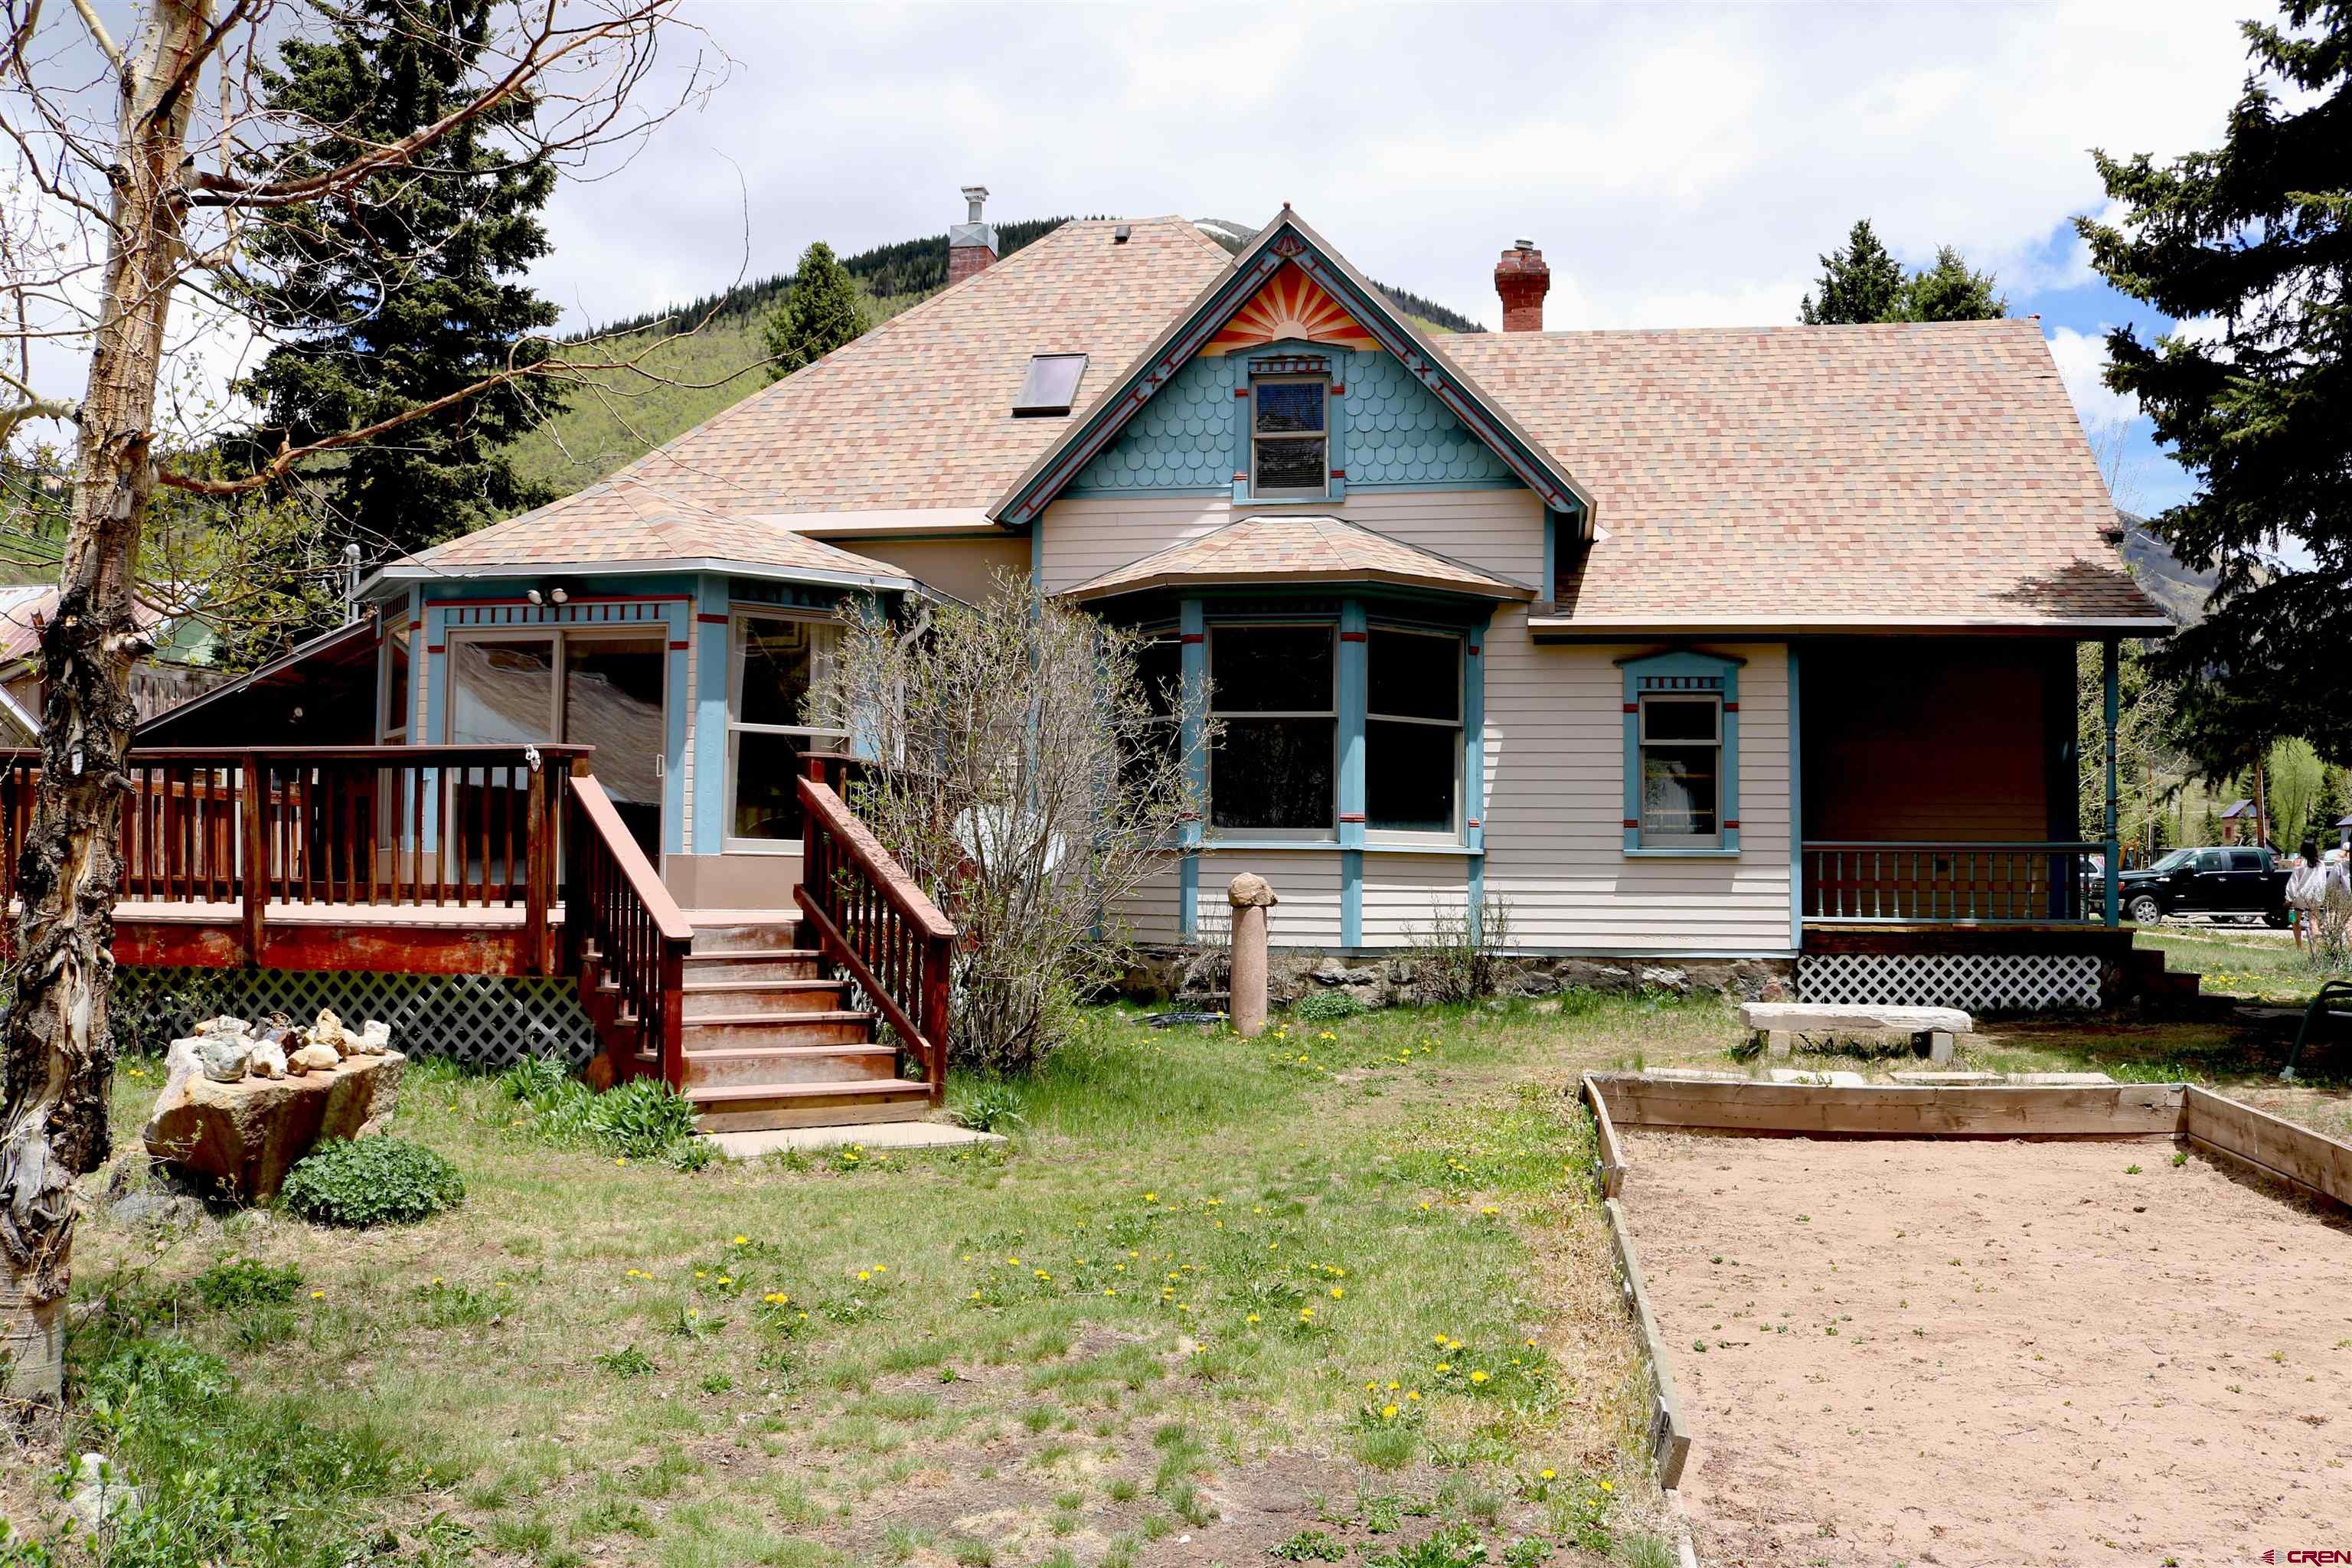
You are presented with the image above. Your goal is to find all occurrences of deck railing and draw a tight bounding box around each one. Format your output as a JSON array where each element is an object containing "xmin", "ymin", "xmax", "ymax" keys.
[
  {"xmin": 794, "ymin": 770, "xmax": 952, "ymax": 1102},
  {"xmin": 1802, "ymin": 840, "xmax": 2108, "ymax": 925},
  {"xmin": 0, "ymin": 744, "xmax": 586, "ymax": 965},
  {"xmin": 563, "ymin": 766, "xmax": 691, "ymax": 1084}
]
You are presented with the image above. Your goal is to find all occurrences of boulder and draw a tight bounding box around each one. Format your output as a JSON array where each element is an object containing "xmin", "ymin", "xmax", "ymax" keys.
[
  {"xmin": 194, "ymin": 1036, "xmax": 252, "ymax": 1083},
  {"xmin": 66, "ymin": 1452, "xmax": 139, "ymax": 1534},
  {"xmin": 289, "ymin": 1043, "xmax": 341, "ymax": 1074},
  {"xmin": 143, "ymin": 1049, "xmax": 405, "ymax": 1200},
  {"xmin": 248, "ymin": 1040, "xmax": 287, "ymax": 1080}
]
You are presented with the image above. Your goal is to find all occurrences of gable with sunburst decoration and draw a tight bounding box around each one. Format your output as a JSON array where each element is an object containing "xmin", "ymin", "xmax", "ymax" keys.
[{"xmin": 1200, "ymin": 264, "xmax": 1380, "ymax": 357}]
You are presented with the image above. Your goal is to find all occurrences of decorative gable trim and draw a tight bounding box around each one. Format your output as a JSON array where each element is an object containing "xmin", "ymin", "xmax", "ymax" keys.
[
  {"xmin": 1202, "ymin": 265, "xmax": 1377, "ymax": 356},
  {"xmin": 991, "ymin": 210, "xmax": 1595, "ymax": 529}
]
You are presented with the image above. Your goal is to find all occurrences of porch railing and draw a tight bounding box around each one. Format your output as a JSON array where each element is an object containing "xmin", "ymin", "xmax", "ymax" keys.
[
  {"xmin": 794, "ymin": 771, "xmax": 952, "ymax": 1103},
  {"xmin": 1802, "ymin": 840, "xmax": 2107, "ymax": 924},
  {"xmin": 563, "ymin": 766, "xmax": 691, "ymax": 1084},
  {"xmin": 0, "ymin": 745, "xmax": 586, "ymax": 965}
]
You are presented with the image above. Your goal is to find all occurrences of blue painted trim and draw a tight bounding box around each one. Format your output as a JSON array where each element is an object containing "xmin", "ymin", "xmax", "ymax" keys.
[
  {"xmin": 1341, "ymin": 848, "xmax": 1364, "ymax": 948},
  {"xmin": 1788, "ymin": 643, "xmax": 1803, "ymax": 949},
  {"xmin": 692, "ymin": 576, "xmax": 730, "ymax": 854},
  {"xmin": 1542, "ymin": 508, "xmax": 1559, "ymax": 605},
  {"xmin": 1337, "ymin": 599, "xmax": 1367, "ymax": 851},
  {"xmin": 1466, "ymin": 852, "xmax": 1485, "ymax": 946},
  {"xmin": 1625, "ymin": 848, "xmax": 1744, "ymax": 859},
  {"xmin": 1179, "ymin": 599, "xmax": 1207, "ymax": 858},
  {"xmin": 1462, "ymin": 609, "xmax": 1488, "ymax": 851},
  {"xmin": 1619, "ymin": 648, "xmax": 1742, "ymax": 855},
  {"xmin": 661, "ymin": 600, "xmax": 690, "ymax": 857},
  {"xmin": 1028, "ymin": 521, "xmax": 1043, "ymax": 586},
  {"xmin": 1060, "ymin": 477, "xmax": 1530, "ymax": 503},
  {"xmin": 1178, "ymin": 849, "xmax": 1200, "ymax": 941},
  {"xmin": 1205, "ymin": 838, "xmax": 1484, "ymax": 857},
  {"xmin": 1229, "ymin": 354, "xmax": 1251, "ymax": 505}
]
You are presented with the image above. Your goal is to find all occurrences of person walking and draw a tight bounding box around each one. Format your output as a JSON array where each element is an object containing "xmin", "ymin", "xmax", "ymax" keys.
[{"xmin": 2286, "ymin": 838, "xmax": 2325, "ymax": 951}]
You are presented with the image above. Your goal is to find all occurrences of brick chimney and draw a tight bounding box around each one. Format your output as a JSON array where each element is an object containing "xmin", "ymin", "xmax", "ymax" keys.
[
  {"xmin": 1494, "ymin": 238, "xmax": 1550, "ymax": 332},
  {"xmin": 948, "ymin": 185, "xmax": 998, "ymax": 286}
]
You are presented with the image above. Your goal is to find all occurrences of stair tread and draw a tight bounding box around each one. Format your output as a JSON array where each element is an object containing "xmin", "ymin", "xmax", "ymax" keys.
[
  {"xmin": 683, "ymin": 1009, "xmax": 872, "ymax": 1028},
  {"xmin": 682, "ymin": 978, "xmax": 844, "ymax": 994},
  {"xmin": 684, "ymin": 1042, "xmax": 897, "ymax": 1060},
  {"xmin": 687, "ymin": 1080, "xmax": 929, "ymax": 1102},
  {"xmin": 684, "ymin": 949, "xmax": 822, "ymax": 963}
]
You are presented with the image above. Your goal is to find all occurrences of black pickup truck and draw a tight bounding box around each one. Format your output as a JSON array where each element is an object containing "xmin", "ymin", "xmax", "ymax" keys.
[{"xmin": 2116, "ymin": 846, "xmax": 2291, "ymax": 926}]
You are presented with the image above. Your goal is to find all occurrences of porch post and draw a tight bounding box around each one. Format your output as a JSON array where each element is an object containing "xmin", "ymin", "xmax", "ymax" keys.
[
  {"xmin": 2102, "ymin": 636, "xmax": 2120, "ymax": 928},
  {"xmin": 1178, "ymin": 599, "xmax": 1205, "ymax": 940}
]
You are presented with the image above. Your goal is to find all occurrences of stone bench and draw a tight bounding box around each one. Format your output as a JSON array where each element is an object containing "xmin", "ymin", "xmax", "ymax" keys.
[{"xmin": 1738, "ymin": 1002, "xmax": 1974, "ymax": 1064}]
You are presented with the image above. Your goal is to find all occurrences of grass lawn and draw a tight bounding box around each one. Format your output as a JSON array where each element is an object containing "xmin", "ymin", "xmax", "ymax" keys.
[
  {"xmin": 18, "ymin": 952, "xmax": 2351, "ymax": 1568},
  {"xmin": 31, "ymin": 996, "xmax": 1737, "ymax": 1568},
  {"xmin": 2138, "ymin": 922, "xmax": 2341, "ymax": 1005}
]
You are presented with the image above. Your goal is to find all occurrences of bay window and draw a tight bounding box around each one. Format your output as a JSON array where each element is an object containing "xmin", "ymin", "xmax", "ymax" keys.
[
  {"xmin": 1366, "ymin": 628, "xmax": 1462, "ymax": 838},
  {"xmin": 1208, "ymin": 623, "xmax": 1334, "ymax": 834}
]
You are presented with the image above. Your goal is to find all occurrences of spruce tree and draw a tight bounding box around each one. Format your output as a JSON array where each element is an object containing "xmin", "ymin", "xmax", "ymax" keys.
[
  {"xmin": 2076, "ymin": 0, "xmax": 2350, "ymax": 769},
  {"xmin": 763, "ymin": 241, "xmax": 867, "ymax": 381},
  {"xmin": 1798, "ymin": 220, "xmax": 1906, "ymax": 324},
  {"xmin": 233, "ymin": 0, "xmax": 562, "ymax": 577},
  {"xmin": 1896, "ymin": 246, "xmax": 2007, "ymax": 322}
]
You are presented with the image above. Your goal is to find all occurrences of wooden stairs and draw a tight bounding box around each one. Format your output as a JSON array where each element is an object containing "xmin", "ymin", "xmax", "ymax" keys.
[{"xmin": 677, "ymin": 919, "xmax": 933, "ymax": 1132}]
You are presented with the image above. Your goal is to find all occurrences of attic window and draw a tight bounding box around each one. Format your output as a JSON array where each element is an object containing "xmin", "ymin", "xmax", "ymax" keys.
[{"xmin": 1013, "ymin": 353, "xmax": 1088, "ymax": 416}]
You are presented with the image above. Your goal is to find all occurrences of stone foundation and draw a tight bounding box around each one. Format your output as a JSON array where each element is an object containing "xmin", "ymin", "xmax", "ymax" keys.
[{"xmin": 1121, "ymin": 947, "xmax": 1794, "ymax": 1009}]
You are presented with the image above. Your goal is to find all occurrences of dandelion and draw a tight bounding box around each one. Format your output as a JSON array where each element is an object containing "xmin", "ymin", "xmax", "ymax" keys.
[
  {"xmin": 1405, "ymin": 1390, "xmax": 1420, "ymax": 1401},
  {"xmin": 1246, "ymin": 1313, "xmax": 1261, "ymax": 1325},
  {"xmin": 1436, "ymin": 1363, "xmax": 1452, "ymax": 1373},
  {"xmin": 1143, "ymin": 1192, "xmax": 1157, "ymax": 1202},
  {"xmin": 717, "ymin": 1276, "xmax": 734, "ymax": 1287},
  {"xmin": 729, "ymin": 1235, "xmax": 748, "ymax": 1246},
  {"xmin": 1387, "ymin": 1380, "xmax": 1400, "ymax": 1391},
  {"xmin": 1481, "ymin": 1205, "xmax": 1500, "ymax": 1217},
  {"xmin": 1035, "ymin": 1270, "xmax": 1052, "ymax": 1282},
  {"xmin": 1470, "ymin": 1370, "xmax": 1489, "ymax": 1384},
  {"xmin": 1539, "ymin": 1468, "xmax": 1556, "ymax": 1481},
  {"xmin": 1329, "ymin": 1286, "xmax": 1345, "ymax": 1300},
  {"xmin": 1381, "ymin": 1404, "xmax": 1399, "ymax": 1420},
  {"xmin": 874, "ymin": 1265, "xmax": 888, "ymax": 1274},
  {"xmin": 615, "ymin": 1157, "xmax": 628, "ymax": 1167},
  {"xmin": 1599, "ymin": 1481, "xmax": 1613, "ymax": 1493},
  {"xmin": 857, "ymin": 1270, "xmax": 872, "ymax": 1282},
  {"xmin": 431, "ymin": 1276, "xmax": 443, "ymax": 1285},
  {"xmin": 1433, "ymin": 1334, "xmax": 1449, "ymax": 1346},
  {"xmin": 309, "ymin": 1290, "xmax": 325, "ymax": 1300},
  {"xmin": 1105, "ymin": 1289, "xmax": 1118, "ymax": 1297}
]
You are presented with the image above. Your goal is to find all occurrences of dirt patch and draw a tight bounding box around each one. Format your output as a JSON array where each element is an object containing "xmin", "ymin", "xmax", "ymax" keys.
[{"xmin": 1620, "ymin": 1132, "xmax": 2352, "ymax": 1566}]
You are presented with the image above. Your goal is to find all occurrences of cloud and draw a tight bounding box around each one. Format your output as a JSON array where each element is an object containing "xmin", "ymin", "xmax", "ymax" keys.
[{"xmin": 2046, "ymin": 325, "xmax": 2138, "ymax": 435}]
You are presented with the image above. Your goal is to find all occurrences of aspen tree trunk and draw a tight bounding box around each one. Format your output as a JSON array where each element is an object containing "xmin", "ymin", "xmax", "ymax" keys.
[{"xmin": 0, "ymin": 0, "xmax": 210, "ymax": 1406}]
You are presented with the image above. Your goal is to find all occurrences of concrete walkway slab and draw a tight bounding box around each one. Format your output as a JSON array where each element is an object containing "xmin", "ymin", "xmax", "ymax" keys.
[{"xmin": 703, "ymin": 1121, "xmax": 1006, "ymax": 1160}]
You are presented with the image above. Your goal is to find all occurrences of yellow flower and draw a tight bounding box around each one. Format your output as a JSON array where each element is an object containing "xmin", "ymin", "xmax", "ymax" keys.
[
  {"xmin": 1433, "ymin": 1334, "xmax": 1449, "ymax": 1346},
  {"xmin": 857, "ymin": 1270, "xmax": 871, "ymax": 1282},
  {"xmin": 1104, "ymin": 1289, "xmax": 1118, "ymax": 1297},
  {"xmin": 431, "ymin": 1276, "xmax": 443, "ymax": 1285},
  {"xmin": 1246, "ymin": 1313, "xmax": 1261, "ymax": 1325},
  {"xmin": 1329, "ymin": 1286, "xmax": 1344, "ymax": 1300},
  {"xmin": 730, "ymin": 1235, "xmax": 748, "ymax": 1246},
  {"xmin": 874, "ymin": 1265, "xmax": 887, "ymax": 1273},
  {"xmin": 309, "ymin": 1290, "xmax": 325, "ymax": 1300},
  {"xmin": 1387, "ymin": 1380, "xmax": 1400, "ymax": 1391},
  {"xmin": 614, "ymin": 1157, "xmax": 627, "ymax": 1167},
  {"xmin": 1481, "ymin": 1205, "xmax": 1500, "ymax": 1217},
  {"xmin": 1540, "ymin": 1468, "xmax": 1556, "ymax": 1481},
  {"xmin": 717, "ymin": 1276, "xmax": 733, "ymax": 1286},
  {"xmin": 1405, "ymin": 1390, "xmax": 1419, "ymax": 1401},
  {"xmin": 1436, "ymin": 1362, "xmax": 1452, "ymax": 1373},
  {"xmin": 1599, "ymin": 1480, "xmax": 1613, "ymax": 1492},
  {"xmin": 1381, "ymin": 1404, "xmax": 1399, "ymax": 1420},
  {"xmin": 1143, "ymin": 1192, "xmax": 1156, "ymax": 1202},
  {"xmin": 1470, "ymin": 1369, "xmax": 1489, "ymax": 1384}
]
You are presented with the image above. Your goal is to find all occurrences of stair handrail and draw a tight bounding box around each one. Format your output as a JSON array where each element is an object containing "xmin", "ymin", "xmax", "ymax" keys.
[
  {"xmin": 565, "ymin": 769, "xmax": 693, "ymax": 1086},
  {"xmin": 793, "ymin": 773, "xmax": 953, "ymax": 1103}
]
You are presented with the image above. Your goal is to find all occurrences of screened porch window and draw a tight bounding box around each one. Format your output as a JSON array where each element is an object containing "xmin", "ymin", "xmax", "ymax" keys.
[
  {"xmin": 1638, "ymin": 694, "xmax": 1722, "ymax": 847},
  {"xmin": 727, "ymin": 612, "xmax": 845, "ymax": 851},
  {"xmin": 1208, "ymin": 623, "xmax": 1334, "ymax": 834},
  {"xmin": 1251, "ymin": 377, "xmax": 1328, "ymax": 498},
  {"xmin": 1367, "ymin": 628, "xmax": 1462, "ymax": 838}
]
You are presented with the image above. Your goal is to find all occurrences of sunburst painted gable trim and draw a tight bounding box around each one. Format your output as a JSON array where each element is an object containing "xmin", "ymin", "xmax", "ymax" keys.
[
  {"xmin": 990, "ymin": 209, "xmax": 1595, "ymax": 530},
  {"xmin": 1200, "ymin": 264, "xmax": 1378, "ymax": 356}
]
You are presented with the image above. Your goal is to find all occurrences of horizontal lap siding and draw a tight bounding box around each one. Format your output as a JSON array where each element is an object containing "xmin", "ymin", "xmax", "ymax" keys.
[
  {"xmin": 1198, "ymin": 851, "xmax": 1342, "ymax": 949},
  {"xmin": 862, "ymin": 535, "xmax": 1034, "ymax": 606},
  {"xmin": 1042, "ymin": 486, "xmax": 1795, "ymax": 956},
  {"xmin": 1109, "ymin": 860, "xmax": 1183, "ymax": 946},
  {"xmin": 1363, "ymin": 855, "xmax": 1469, "ymax": 945}
]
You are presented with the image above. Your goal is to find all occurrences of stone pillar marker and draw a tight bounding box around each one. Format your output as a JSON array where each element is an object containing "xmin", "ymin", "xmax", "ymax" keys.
[{"xmin": 1228, "ymin": 873, "xmax": 1279, "ymax": 1037}]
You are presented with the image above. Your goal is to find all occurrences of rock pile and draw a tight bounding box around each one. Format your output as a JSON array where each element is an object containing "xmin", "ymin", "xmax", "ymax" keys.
[{"xmin": 142, "ymin": 1010, "xmax": 404, "ymax": 1200}]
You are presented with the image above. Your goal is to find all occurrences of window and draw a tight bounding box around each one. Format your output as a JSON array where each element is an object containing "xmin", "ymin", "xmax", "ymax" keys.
[
  {"xmin": 1124, "ymin": 632, "xmax": 1184, "ymax": 794},
  {"xmin": 381, "ymin": 622, "xmax": 410, "ymax": 741},
  {"xmin": 1367, "ymin": 628, "xmax": 1462, "ymax": 838},
  {"xmin": 1619, "ymin": 649, "xmax": 1741, "ymax": 854},
  {"xmin": 2227, "ymin": 850, "xmax": 2264, "ymax": 872},
  {"xmin": 1208, "ymin": 623, "xmax": 1334, "ymax": 834},
  {"xmin": 1251, "ymin": 377, "xmax": 1327, "ymax": 498},
  {"xmin": 446, "ymin": 629, "xmax": 667, "ymax": 858},
  {"xmin": 1013, "ymin": 353, "xmax": 1088, "ymax": 416},
  {"xmin": 2196, "ymin": 850, "xmax": 2229, "ymax": 873},
  {"xmin": 726, "ymin": 612, "xmax": 846, "ymax": 851},
  {"xmin": 1638, "ymin": 695, "xmax": 1721, "ymax": 846}
]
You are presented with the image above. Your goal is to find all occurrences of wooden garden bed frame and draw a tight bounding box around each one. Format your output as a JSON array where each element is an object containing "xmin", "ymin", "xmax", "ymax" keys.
[{"xmin": 1578, "ymin": 1070, "xmax": 2352, "ymax": 1502}]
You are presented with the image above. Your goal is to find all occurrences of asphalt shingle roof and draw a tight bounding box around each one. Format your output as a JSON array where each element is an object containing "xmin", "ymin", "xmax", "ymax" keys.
[
  {"xmin": 406, "ymin": 476, "xmax": 918, "ymax": 584},
  {"xmin": 1063, "ymin": 514, "xmax": 1533, "ymax": 602},
  {"xmin": 1444, "ymin": 319, "xmax": 2158, "ymax": 629}
]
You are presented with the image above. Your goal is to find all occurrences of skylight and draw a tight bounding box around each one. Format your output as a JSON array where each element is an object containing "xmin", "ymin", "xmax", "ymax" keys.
[{"xmin": 1013, "ymin": 353, "xmax": 1087, "ymax": 416}]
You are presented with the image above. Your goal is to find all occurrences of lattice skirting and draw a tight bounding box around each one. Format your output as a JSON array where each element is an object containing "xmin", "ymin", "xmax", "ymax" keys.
[
  {"xmin": 113, "ymin": 968, "xmax": 597, "ymax": 1069},
  {"xmin": 1798, "ymin": 952, "xmax": 2102, "ymax": 1012}
]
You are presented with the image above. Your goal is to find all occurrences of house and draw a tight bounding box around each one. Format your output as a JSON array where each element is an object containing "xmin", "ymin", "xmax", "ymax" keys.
[
  {"xmin": 39, "ymin": 196, "xmax": 2171, "ymax": 1129},
  {"xmin": 2219, "ymin": 799, "xmax": 2258, "ymax": 844},
  {"xmin": 0, "ymin": 583, "xmax": 227, "ymax": 741}
]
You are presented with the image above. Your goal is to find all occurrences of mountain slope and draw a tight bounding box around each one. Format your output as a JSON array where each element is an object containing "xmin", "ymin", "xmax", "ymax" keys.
[{"xmin": 503, "ymin": 217, "xmax": 1483, "ymax": 506}]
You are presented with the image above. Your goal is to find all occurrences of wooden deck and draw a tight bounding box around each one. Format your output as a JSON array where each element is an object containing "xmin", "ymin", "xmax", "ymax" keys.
[{"xmin": 109, "ymin": 899, "xmax": 558, "ymax": 974}]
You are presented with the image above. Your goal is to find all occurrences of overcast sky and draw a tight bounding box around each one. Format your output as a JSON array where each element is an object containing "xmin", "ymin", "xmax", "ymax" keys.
[{"xmin": 40, "ymin": 1, "xmax": 2272, "ymax": 514}]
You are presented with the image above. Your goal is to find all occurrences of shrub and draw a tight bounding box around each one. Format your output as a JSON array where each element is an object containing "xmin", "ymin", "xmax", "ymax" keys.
[
  {"xmin": 1289, "ymin": 989, "xmax": 1364, "ymax": 1023},
  {"xmin": 498, "ymin": 1059, "xmax": 712, "ymax": 1168},
  {"xmin": 280, "ymin": 1136, "xmax": 463, "ymax": 1227},
  {"xmin": 1406, "ymin": 895, "xmax": 1514, "ymax": 1004},
  {"xmin": 949, "ymin": 1080, "xmax": 1028, "ymax": 1133},
  {"xmin": 191, "ymin": 1256, "xmax": 302, "ymax": 1312}
]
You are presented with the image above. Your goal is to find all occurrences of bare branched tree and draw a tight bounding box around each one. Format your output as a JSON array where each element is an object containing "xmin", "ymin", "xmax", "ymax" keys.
[
  {"xmin": 808, "ymin": 577, "xmax": 1205, "ymax": 1073},
  {"xmin": 0, "ymin": 0, "xmax": 720, "ymax": 1406}
]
